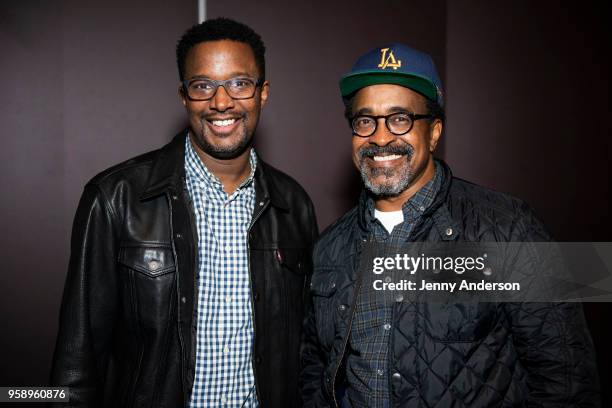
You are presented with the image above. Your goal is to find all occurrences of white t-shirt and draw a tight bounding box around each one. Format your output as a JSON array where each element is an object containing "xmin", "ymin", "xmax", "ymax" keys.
[{"xmin": 374, "ymin": 209, "xmax": 404, "ymax": 234}]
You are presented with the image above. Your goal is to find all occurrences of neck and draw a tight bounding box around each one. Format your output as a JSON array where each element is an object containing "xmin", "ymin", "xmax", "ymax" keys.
[
  {"xmin": 374, "ymin": 157, "xmax": 436, "ymax": 212},
  {"xmin": 189, "ymin": 135, "xmax": 252, "ymax": 195}
]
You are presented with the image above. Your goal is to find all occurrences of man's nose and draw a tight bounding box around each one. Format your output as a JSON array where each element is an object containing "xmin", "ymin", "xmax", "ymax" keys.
[
  {"xmin": 209, "ymin": 85, "xmax": 235, "ymax": 111},
  {"xmin": 368, "ymin": 118, "xmax": 395, "ymax": 146}
]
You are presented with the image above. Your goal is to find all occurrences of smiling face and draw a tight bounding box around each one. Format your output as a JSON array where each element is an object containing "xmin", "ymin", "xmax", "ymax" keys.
[
  {"xmin": 351, "ymin": 84, "xmax": 442, "ymax": 198},
  {"xmin": 180, "ymin": 40, "xmax": 269, "ymax": 160}
]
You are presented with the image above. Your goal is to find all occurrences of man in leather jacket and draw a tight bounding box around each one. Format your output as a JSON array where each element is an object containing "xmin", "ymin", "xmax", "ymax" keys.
[
  {"xmin": 51, "ymin": 18, "xmax": 317, "ymax": 407},
  {"xmin": 300, "ymin": 44, "xmax": 599, "ymax": 407}
]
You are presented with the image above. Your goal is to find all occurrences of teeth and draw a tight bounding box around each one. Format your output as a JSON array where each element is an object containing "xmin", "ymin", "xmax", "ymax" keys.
[
  {"xmin": 211, "ymin": 118, "xmax": 237, "ymax": 127},
  {"xmin": 373, "ymin": 154, "xmax": 402, "ymax": 162}
]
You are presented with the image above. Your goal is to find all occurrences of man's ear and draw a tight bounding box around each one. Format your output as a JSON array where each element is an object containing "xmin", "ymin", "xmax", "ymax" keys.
[
  {"xmin": 260, "ymin": 80, "xmax": 270, "ymax": 107},
  {"xmin": 179, "ymin": 84, "xmax": 187, "ymax": 107},
  {"xmin": 429, "ymin": 119, "xmax": 443, "ymax": 152}
]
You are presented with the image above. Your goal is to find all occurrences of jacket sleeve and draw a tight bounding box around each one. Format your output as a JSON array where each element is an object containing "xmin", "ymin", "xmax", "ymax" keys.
[
  {"xmin": 300, "ymin": 281, "xmax": 332, "ymax": 407},
  {"xmin": 299, "ymin": 198, "xmax": 333, "ymax": 407},
  {"xmin": 505, "ymin": 204, "xmax": 601, "ymax": 407},
  {"xmin": 50, "ymin": 183, "xmax": 120, "ymax": 406}
]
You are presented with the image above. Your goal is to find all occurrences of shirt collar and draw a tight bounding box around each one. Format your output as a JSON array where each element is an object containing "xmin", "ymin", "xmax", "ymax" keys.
[{"xmin": 184, "ymin": 134, "xmax": 257, "ymax": 192}]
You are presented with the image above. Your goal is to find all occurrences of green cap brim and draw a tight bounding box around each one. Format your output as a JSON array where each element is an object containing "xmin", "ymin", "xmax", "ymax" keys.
[{"xmin": 339, "ymin": 71, "xmax": 438, "ymax": 102}]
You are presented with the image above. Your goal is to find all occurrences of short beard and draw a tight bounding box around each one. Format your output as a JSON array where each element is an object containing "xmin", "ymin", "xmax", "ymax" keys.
[
  {"xmin": 194, "ymin": 115, "xmax": 252, "ymax": 160},
  {"xmin": 358, "ymin": 143, "xmax": 415, "ymax": 197}
]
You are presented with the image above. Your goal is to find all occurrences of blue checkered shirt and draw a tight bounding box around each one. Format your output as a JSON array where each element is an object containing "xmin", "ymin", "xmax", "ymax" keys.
[
  {"xmin": 185, "ymin": 137, "xmax": 259, "ymax": 407},
  {"xmin": 344, "ymin": 162, "xmax": 441, "ymax": 408}
]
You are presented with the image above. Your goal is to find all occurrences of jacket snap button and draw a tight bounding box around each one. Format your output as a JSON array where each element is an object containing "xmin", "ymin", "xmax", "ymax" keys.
[
  {"xmin": 259, "ymin": 201, "xmax": 264, "ymax": 207},
  {"xmin": 395, "ymin": 294, "xmax": 404, "ymax": 302},
  {"xmin": 148, "ymin": 260, "xmax": 160, "ymax": 270},
  {"xmin": 445, "ymin": 227, "xmax": 453, "ymax": 236},
  {"xmin": 181, "ymin": 297, "xmax": 186, "ymax": 303},
  {"xmin": 338, "ymin": 304, "xmax": 347, "ymax": 312},
  {"xmin": 483, "ymin": 267, "xmax": 492, "ymax": 276},
  {"xmin": 330, "ymin": 281, "xmax": 336, "ymax": 288},
  {"xmin": 172, "ymin": 195, "xmax": 178, "ymax": 200},
  {"xmin": 255, "ymin": 356, "xmax": 262, "ymax": 364},
  {"xmin": 392, "ymin": 372, "xmax": 401, "ymax": 380},
  {"xmin": 175, "ymin": 233, "xmax": 182, "ymax": 239}
]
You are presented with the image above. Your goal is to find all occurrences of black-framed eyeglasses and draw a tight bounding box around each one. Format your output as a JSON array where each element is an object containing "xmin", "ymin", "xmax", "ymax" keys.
[
  {"xmin": 350, "ymin": 112, "xmax": 432, "ymax": 137},
  {"xmin": 182, "ymin": 76, "xmax": 263, "ymax": 101}
]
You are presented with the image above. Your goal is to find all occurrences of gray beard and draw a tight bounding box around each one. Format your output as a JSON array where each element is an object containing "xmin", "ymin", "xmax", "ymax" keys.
[
  {"xmin": 360, "ymin": 157, "xmax": 414, "ymax": 196},
  {"xmin": 357, "ymin": 143, "xmax": 415, "ymax": 197}
]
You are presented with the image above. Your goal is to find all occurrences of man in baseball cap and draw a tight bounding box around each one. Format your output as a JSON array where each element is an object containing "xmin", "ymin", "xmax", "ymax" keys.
[{"xmin": 300, "ymin": 44, "xmax": 599, "ymax": 407}]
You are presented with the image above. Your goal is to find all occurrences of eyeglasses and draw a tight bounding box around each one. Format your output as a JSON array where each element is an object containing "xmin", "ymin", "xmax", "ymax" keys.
[
  {"xmin": 182, "ymin": 76, "xmax": 263, "ymax": 101},
  {"xmin": 350, "ymin": 112, "xmax": 431, "ymax": 137}
]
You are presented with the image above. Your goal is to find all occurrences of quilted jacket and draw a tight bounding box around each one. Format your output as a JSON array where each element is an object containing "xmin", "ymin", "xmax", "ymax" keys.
[{"xmin": 300, "ymin": 159, "xmax": 600, "ymax": 407}]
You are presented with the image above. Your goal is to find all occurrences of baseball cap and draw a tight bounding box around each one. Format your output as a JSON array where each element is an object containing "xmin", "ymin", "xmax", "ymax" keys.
[{"xmin": 339, "ymin": 43, "xmax": 444, "ymax": 106}]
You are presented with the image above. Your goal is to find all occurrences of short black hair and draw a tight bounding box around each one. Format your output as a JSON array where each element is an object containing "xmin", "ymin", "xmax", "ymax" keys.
[
  {"xmin": 342, "ymin": 91, "xmax": 445, "ymax": 125},
  {"xmin": 176, "ymin": 17, "xmax": 266, "ymax": 82}
]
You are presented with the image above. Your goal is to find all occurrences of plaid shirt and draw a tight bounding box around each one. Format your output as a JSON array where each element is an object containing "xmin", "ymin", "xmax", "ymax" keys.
[
  {"xmin": 185, "ymin": 137, "xmax": 259, "ymax": 407},
  {"xmin": 344, "ymin": 163, "xmax": 441, "ymax": 408}
]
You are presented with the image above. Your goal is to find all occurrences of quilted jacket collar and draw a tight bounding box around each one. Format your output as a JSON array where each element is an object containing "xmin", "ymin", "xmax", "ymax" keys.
[{"xmin": 356, "ymin": 158, "xmax": 460, "ymax": 240}]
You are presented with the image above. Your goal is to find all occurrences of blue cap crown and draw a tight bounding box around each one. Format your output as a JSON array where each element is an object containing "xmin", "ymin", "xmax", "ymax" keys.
[{"xmin": 339, "ymin": 43, "xmax": 443, "ymax": 106}]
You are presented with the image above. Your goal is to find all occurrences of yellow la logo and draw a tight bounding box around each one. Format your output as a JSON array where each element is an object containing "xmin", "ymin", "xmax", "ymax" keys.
[{"xmin": 378, "ymin": 48, "xmax": 402, "ymax": 70}]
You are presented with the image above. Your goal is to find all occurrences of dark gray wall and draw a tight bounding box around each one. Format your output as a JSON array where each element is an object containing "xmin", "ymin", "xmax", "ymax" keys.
[
  {"xmin": 0, "ymin": 0, "xmax": 195, "ymax": 385},
  {"xmin": 1, "ymin": 0, "xmax": 610, "ymax": 401}
]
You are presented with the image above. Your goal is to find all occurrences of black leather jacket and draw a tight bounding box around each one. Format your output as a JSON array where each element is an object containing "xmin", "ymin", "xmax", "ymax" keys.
[
  {"xmin": 301, "ymin": 160, "xmax": 600, "ymax": 407},
  {"xmin": 51, "ymin": 131, "xmax": 318, "ymax": 407}
]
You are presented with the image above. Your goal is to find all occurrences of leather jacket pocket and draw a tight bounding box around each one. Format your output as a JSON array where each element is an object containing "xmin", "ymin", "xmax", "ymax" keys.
[
  {"xmin": 118, "ymin": 245, "xmax": 175, "ymax": 277},
  {"xmin": 117, "ymin": 245, "xmax": 176, "ymax": 331}
]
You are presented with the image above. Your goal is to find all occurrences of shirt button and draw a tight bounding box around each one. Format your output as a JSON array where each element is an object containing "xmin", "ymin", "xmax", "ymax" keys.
[
  {"xmin": 376, "ymin": 369, "xmax": 384, "ymax": 376},
  {"xmin": 224, "ymin": 346, "xmax": 230, "ymax": 354},
  {"xmin": 254, "ymin": 292, "xmax": 260, "ymax": 301},
  {"xmin": 221, "ymin": 395, "xmax": 227, "ymax": 404},
  {"xmin": 383, "ymin": 323, "xmax": 392, "ymax": 331},
  {"xmin": 172, "ymin": 194, "xmax": 178, "ymax": 200},
  {"xmin": 225, "ymin": 244, "xmax": 231, "ymax": 252},
  {"xmin": 225, "ymin": 295, "xmax": 232, "ymax": 303}
]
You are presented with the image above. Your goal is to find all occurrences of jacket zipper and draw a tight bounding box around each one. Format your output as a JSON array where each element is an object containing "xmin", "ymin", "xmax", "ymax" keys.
[
  {"xmin": 246, "ymin": 197, "xmax": 270, "ymax": 403},
  {"xmin": 331, "ymin": 235, "xmax": 370, "ymax": 407}
]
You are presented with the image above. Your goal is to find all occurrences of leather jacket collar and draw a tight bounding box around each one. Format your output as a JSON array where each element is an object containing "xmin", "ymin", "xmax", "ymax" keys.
[{"xmin": 140, "ymin": 130, "xmax": 289, "ymax": 210}]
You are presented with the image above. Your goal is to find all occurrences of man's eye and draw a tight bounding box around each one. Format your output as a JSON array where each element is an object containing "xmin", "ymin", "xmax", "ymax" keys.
[
  {"xmin": 231, "ymin": 79, "xmax": 250, "ymax": 88},
  {"xmin": 391, "ymin": 114, "xmax": 410, "ymax": 123},
  {"xmin": 191, "ymin": 81, "xmax": 213, "ymax": 90},
  {"xmin": 355, "ymin": 118, "xmax": 374, "ymax": 127}
]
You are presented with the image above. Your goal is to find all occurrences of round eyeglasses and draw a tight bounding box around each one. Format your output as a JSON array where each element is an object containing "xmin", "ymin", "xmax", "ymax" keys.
[
  {"xmin": 182, "ymin": 76, "xmax": 263, "ymax": 101},
  {"xmin": 351, "ymin": 112, "xmax": 432, "ymax": 137}
]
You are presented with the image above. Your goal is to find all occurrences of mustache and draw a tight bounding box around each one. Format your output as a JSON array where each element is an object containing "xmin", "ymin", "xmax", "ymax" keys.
[
  {"xmin": 200, "ymin": 112, "xmax": 247, "ymax": 121},
  {"xmin": 357, "ymin": 143, "xmax": 414, "ymax": 161}
]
